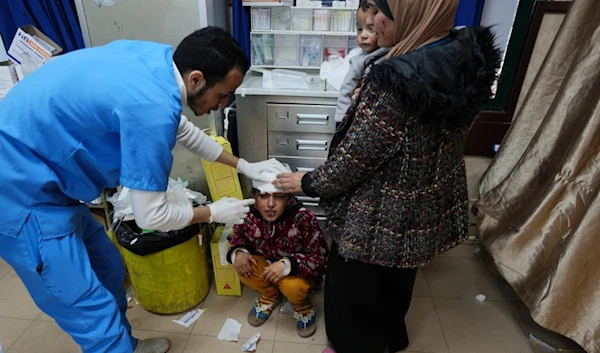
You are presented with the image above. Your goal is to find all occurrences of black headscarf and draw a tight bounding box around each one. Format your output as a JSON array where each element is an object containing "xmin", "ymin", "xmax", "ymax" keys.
[{"xmin": 373, "ymin": 0, "xmax": 394, "ymax": 20}]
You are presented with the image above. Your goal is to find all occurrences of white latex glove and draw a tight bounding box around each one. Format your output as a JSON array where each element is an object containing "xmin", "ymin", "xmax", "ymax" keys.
[
  {"xmin": 237, "ymin": 158, "xmax": 285, "ymax": 182},
  {"xmin": 208, "ymin": 197, "xmax": 255, "ymax": 224}
]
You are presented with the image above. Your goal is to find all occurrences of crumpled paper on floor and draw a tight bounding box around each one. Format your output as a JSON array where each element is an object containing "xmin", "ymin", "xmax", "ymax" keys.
[
  {"xmin": 241, "ymin": 333, "xmax": 261, "ymax": 352},
  {"xmin": 280, "ymin": 300, "xmax": 294, "ymax": 314},
  {"xmin": 217, "ymin": 318, "xmax": 242, "ymax": 342}
]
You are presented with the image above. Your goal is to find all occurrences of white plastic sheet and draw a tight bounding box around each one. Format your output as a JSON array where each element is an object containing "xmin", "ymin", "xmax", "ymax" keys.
[
  {"xmin": 241, "ymin": 333, "xmax": 261, "ymax": 352},
  {"xmin": 92, "ymin": 0, "xmax": 117, "ymax": 7},
  {"xmin": 217, "ymin": 318, "xmax": 242, "ymax": 342}
]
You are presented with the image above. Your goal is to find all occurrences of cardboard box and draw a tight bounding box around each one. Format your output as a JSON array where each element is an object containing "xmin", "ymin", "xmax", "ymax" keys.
[
  {"xmin": 7, "ymin": 25, "xmax": 63, "ymax": 80},
  {"xmin": 201, "ymin": 135, "xmax": 244, "ymax": 202},
  {"xmin": 0, "ymin": 62, "xmax": 18, "ymax": 100},
  {"xmin": 210, "ymin": 225, "xmax": 242, "ymax": 296}
]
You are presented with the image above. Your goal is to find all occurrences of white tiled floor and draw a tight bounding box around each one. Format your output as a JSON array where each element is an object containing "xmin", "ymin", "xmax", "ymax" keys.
[{"xmin": 0, "ymin": 245, "xmax": 584, "ymax": 353}]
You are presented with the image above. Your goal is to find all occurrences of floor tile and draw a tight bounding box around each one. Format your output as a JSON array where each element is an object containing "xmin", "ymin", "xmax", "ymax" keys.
[
  {"xmin": 0, "ymin": 271, "xmax": 41, "ymax": 320},
  {"xmin": 126, "ymin": 302, "xmax": 203, "ymax": 334},
  {"xmin": 439, "ymin": 244, "xmax": 482, "ymax": 260},
  {"xmin": 435, "ymin": 298, "xmax": 533, "ymax": 353},
  {"xmin": 132, "ymin": 330, "xmax": 190, "ymax": 353},
  {"xmin": 405, "ymin": 297, "xmax": 449, "ymax": 353},
  {"xmin": 0, "ymin": 318, "xmax": 32, "ymax": 351},
  {"xmin": 192, "ymin": 287, "xmax": 279, "ymax": 341},
  {"xmin": 509, "ymin": 302, "xmax": 585, "ymax": 352},
  {"xmin": 183, "ymin": 335, "xmax": 273, "ymax": 353},
  {"xmin": 272, "ymin": 342, "xmax": 327, "ymax": 353},
  {"xmin": 7, "ymin": 321, "xmax": 79, "ymax": 353},
  {"xmin": 412, "ymin": 269, "xmax": 431, "ymax": 297},
  {"xmin": 497, "ymin": 279, "xmax": 522, "ymax": 303},
  {"xmin": 0, "ymin": 257, "xmax": 8, "ymax": 267},
  {"xmin": 0, "ymin": 267, "xmax": 10, "ymax": 280},
  {"xmin": 425, "ymin": 257, "xmax": 505, "ymax": 301},
  {"xmin": 274, "ymin": 290, "xmax": 327, "ymax": 345},
  {"xmin": 36, "ymin": 311, "xmax": 55, "ymax": 322}
]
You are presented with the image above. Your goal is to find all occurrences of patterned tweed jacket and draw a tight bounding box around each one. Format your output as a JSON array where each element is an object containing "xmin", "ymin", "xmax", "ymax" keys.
[{"xmin": 301, "ymin": 27, "xmax": 501, "ymax": 268}]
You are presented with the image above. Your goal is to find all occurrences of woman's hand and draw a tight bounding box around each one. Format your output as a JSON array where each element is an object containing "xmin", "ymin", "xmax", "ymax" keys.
[
  {"xmin": 352, "ymin": 87, "xmax": 361, "ymax": 101},
  {"xmin": 273, "ymin": 172, "xmax": 306, "ymax": 194}
]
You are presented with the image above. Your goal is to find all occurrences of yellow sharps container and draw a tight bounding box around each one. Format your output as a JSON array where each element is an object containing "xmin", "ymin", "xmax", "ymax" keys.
[{"xmin": 121, "ymin": 227, "xmax": 210, "ymax": 314}]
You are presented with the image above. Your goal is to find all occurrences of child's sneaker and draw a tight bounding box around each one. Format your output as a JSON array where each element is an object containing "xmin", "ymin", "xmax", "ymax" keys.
[
  {"xmin": 248, "ymin": 295, "xmax": 282, "ymax": 327},
  {"xmin": 294, "ymin": 308, "xmax": 317, "ymax": 338},
  {"xmin": 322, "ymin": 348, "xmax": 336, "ymax": 353}
]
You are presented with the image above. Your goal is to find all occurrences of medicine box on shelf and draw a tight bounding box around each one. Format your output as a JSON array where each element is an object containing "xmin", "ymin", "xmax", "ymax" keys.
[
  {"xmin": 291, "ymin": 8, "xmax": 312, "ymax": 31},
  {"xmin": 275, "ymin": 34, "xmax": 299, "ymax": 66},
  {"xmin": 322, "ymin": 35, "xmax": 346, "ymax": 62},
  {"xmin": 251, "ymin": 33, "xmax": 275, "ymax": 66},
  {"xmin": 299, "ymin": 35, "xmax": 323, "ymax": 67},
  {"xmin": 249, "ymin": 4, "xmax": 360, "ymax": 69},
  {"xmin": 252, "ymin": 6, "xmax": 357, "ymax": 33},
  {"xmin": 272, "ymin": 7, "xmax": 292, "ymax": 30},
  {"xmin": 332, "ymin": 9, "xmax": 353, "ymax": 32},
  {"xmin": 251, "ymin": 33, "xmax": 360, "ymax": 69},
  {"xmin": 312, "ymin": 9, "xmax": 332, "ymax": 31}
]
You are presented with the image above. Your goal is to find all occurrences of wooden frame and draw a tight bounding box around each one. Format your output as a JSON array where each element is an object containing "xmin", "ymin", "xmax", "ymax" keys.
[{"xmin": 465, "ymin": 0, "xmax": 572, "ymax": 156}]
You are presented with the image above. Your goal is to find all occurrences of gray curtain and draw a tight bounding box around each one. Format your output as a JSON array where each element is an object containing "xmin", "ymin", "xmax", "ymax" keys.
[{"xmin": 476, "ymin": 0, "xmax": 600, "ymax": 352}]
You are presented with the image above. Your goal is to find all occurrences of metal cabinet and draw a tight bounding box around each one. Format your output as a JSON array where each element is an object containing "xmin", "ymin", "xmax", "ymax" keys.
[{"xmin": 235, "ymin": 75, "xmax": 339, "ymax": 221}]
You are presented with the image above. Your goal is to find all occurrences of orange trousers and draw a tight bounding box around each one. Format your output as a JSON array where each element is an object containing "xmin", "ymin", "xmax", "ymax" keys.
[{"xmin": 240, "ymin": 255, "xmax": 314, "ymax": 306}]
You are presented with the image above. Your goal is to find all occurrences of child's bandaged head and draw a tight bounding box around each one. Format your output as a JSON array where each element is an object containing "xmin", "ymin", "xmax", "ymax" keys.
[{"xmin": 252, "ymin": 163, "xmax": 292, "ymax": 194}]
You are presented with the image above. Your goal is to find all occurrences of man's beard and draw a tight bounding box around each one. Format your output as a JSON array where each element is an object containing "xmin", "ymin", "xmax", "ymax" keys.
[{"xmin": 188, "ymin": 85, "xmax": 208, "ymax": 116}]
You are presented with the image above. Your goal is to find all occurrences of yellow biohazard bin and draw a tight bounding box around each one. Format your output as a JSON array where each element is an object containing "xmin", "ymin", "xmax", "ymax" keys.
[{"xmin": 121, "ymin": 227, "xmax": 210, "ymax": 315}]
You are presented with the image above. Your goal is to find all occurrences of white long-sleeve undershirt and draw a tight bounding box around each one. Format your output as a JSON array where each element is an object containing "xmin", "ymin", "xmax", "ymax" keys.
[{"xmin": 129, "ymin": 115, "xmax": 223, "ymax": 230}]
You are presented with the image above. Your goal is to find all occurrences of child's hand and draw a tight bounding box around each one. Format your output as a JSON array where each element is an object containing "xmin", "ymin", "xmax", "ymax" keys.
[
  {"xmin": 262, "ymin": 261, "xmax": 286, "ymax": 284},
  {"xmin": 352, "ymin": 87, "xmax": 361, "ymax": 101},
  {"xmin": 234, "ymin": 252, "xmax": 257, "ymax": 279}
]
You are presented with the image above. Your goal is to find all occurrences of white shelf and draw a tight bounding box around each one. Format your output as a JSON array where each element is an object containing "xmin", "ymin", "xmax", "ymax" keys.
[
  {"xmin": 252, "ymin": 65, "xmax": 321, "ymax": 70},
  {"xmin": 245, "ymin": 4, "xmax": 356, "ymax": 9},
  {"xmin": 252, "ymin": 30, "xmax": 356, "ymax": 36},
  {"xmin": 236, "ymin": 76, "xmax": 339, "ymax": 98},
  {"xmin": 291, "ymin": 5, "xmax": 352, "ymax": 9},
  {"xmin": 243, "ymin": 2, "xmax": 291, "ymax": 6}
]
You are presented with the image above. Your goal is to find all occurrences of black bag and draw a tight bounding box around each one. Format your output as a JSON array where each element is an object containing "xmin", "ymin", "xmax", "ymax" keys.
[{"xmin": 114, "ymin": 220, "xmax": 201, "ymax": 256}]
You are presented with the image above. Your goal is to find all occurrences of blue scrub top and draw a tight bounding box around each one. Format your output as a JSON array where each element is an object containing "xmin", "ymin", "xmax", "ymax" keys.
[{"xmin": 0, "ymin": 40, "xmax": 183, "ymax": 237}]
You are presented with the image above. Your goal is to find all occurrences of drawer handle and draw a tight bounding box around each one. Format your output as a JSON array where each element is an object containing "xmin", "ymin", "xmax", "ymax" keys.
[
  {"xmin": 276, "ymin": 111, "xmax": 290, "ymax": 120},
  {"xmin": 297, "ymin": 139, "xmax": 328, "ymax": 151},
  {"xmin": 297, "ymin": 113, "xmax": 329, "ymax": 125},
  {"xmin": 297, "ymin": 196, "xmax": 320, "ymax": 202},
  {"xmin": 317, "ymin": 216, "xmax": 327, "ymax": 221},
  {"xmin": 277, "ymin": 137, "xmax": 290, "ymax": 145},
  {"xmin": 296, "ymin": 167, "xmax": 315, "ymax": 172},
  {"xmin": 303, "ymin": 202, "xmax": 320, "ymax": 207}
]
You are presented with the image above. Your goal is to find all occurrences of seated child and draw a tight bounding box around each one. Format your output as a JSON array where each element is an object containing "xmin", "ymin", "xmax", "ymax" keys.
[
  {"xmin": 227, "ymin": 188, "xmax": 328, "ymax": 338},
  {"xmin": 334, "ymin": 0, "xmax": 390, "ymax": 122}
]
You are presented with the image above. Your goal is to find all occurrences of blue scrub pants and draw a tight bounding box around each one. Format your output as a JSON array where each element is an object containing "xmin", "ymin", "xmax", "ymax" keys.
[{"xmin": 0, "ymin": 211, "xmax": 137, "ymax": 352}]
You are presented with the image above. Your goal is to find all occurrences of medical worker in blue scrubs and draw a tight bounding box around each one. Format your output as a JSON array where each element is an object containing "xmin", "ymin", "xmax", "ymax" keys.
[{"xmin": 0, "ymin": 27, "xmax": 280, "ymax": 353}]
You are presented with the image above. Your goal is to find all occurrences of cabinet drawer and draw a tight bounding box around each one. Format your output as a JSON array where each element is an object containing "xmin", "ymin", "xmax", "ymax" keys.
[
  {"xmin": 268, "ymin": 132, "xmax": 333, "ymax": 158},
  {"xmin": 271, "ymin": 156, "xmax": 326, "ymax": 173},
  {"xmin": 267, "ymin": 103, "xmax": 336, "ymax": 134},
  {"xmin": 296, "ymin": 195, "xmax": 325, "ymax": 217}
]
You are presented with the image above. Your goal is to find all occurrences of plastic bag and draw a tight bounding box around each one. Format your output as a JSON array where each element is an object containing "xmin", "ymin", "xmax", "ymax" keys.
[
  {"xmin": 114, "ymin": 219, "xmax": 200, "ymax": 256},
  {"xmin": 108, "ymin": 178, "xmax": 207, "ymax": 222}
]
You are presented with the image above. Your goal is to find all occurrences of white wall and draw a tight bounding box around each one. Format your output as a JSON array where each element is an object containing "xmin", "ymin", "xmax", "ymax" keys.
[{"xmin": 480, "ymin": 0, "xmax": 520, "ymax": 60}]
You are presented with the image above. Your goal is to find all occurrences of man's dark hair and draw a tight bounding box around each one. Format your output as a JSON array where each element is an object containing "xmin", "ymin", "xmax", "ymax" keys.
[{"xmin": 173, "ymin": 27, "xmax": 248, "ymax": 88}]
